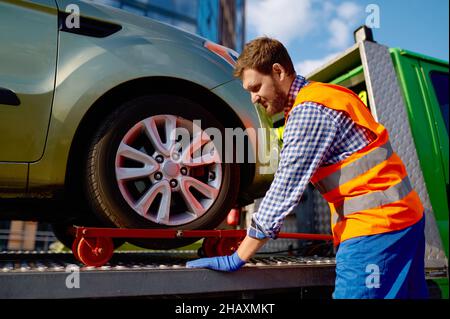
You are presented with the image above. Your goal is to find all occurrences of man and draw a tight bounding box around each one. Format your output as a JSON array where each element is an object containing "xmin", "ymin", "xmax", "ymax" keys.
[{"xmin": 186, "ymin": 37, "xmax": 428, "ymax": 299}]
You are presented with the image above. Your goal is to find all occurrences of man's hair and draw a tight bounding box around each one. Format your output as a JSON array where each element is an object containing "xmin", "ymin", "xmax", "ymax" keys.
[{"xmin": 233, "ymin": 37, "xmax": 295, "ymax": 79}]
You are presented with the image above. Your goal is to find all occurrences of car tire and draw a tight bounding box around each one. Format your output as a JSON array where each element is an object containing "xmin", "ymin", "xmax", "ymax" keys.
[
  {"xmin": 85, "ymin": 95, "xmax": 240, "ymax": 249},
  {"xmin": 51, "ymin": 221, "xmax": 77, "ymax": 249}
]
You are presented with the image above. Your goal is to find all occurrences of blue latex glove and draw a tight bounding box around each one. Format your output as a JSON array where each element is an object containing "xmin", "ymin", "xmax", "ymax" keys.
[{"xmin": 186, "ymin": 251, "xmax": 246, "ymax": 272}]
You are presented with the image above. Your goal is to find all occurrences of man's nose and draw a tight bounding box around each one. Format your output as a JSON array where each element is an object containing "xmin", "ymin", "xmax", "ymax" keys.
[{"xmin": 251, "ymin": 93, "xmax": 260, "ymax": 104}]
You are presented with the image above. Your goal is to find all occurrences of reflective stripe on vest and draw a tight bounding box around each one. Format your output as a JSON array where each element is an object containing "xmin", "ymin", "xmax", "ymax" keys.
[
  {"xmin": 332, "ymin": 177, "xmax": 413, "ymax": 224},
  {"xmin": 314, "ymin": 141, "xmax": 394, "ymax": 194}
]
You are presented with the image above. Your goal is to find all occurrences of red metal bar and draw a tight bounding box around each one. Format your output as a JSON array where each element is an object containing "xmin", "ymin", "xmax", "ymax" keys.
[
  {"xmin": 74, "ymin": 227, "xmax": 247, "ymax": 239},
  {"xmin": 73, "ymin": 227, "xmax": 333, "ymax": 241}
]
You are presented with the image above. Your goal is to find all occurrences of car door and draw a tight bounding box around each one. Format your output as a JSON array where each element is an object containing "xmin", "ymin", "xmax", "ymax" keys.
[{"xmin": 0, "ymin": 0, "xmax": 58, "ymax": 162}]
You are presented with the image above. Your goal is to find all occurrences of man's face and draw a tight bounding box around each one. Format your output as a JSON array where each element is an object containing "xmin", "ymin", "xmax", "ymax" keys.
[{"xmin": 242, "ymin": 68, "xmax": 288, "ymax": 116}]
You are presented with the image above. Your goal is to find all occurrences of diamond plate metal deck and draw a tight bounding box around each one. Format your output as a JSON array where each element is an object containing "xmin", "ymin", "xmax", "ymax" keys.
[{"xmin": 0, "ymin": 251, "xmax": 336, "ymax": 299}]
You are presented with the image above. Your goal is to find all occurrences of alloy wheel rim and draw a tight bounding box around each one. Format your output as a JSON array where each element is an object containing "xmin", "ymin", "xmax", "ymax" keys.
[{"xmin": 114, "ymin": 114, "xmax": 222, "ymax": 226}]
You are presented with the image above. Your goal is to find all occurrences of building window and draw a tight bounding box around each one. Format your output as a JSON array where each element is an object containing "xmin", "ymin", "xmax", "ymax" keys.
[{"xmin": 89, "ymin": 0, "xmax": 245, "ymax": 50}]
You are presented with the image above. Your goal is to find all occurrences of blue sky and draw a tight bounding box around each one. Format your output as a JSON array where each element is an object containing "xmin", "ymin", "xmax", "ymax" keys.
[{"xmin": 245, "ymin": 0, "xmax": 449, "ymax": 75}]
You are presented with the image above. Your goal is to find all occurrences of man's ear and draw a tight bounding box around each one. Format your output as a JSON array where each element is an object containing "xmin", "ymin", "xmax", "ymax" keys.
[{"xmin": 272, "ymin": 63, "xmax": 285, "ymax": 80}]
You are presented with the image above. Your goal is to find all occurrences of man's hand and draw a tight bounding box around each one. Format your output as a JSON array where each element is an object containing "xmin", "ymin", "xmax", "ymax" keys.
[{"xmin": 186, "ymin": 251, "xmax": 245, "ymax": 272}]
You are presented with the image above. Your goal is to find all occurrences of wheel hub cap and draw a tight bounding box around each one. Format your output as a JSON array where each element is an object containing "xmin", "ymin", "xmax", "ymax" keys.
[{"xmin": 162, "ymin": 160, "xmax": 180, "ymax": 177}]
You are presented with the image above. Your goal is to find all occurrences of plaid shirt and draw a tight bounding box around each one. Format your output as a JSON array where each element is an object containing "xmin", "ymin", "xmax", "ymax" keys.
[{"xmin": 248, "ymin": 75, "xmax": 376, "ymax": 239}]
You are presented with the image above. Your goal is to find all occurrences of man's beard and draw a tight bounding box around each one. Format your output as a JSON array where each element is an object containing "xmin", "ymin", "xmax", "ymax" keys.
[{"xmin": 265, "ymin": 85, "xmax": 287, "ymax": 116}]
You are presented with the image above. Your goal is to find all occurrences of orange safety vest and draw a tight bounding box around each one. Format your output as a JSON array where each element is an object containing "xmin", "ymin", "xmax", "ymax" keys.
[{"xmin": 290, "ymin": 82, "xmax": 424, "ymax": 245}]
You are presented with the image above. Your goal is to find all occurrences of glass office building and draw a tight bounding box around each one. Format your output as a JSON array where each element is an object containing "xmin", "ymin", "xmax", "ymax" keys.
[{"xmin": 92, "ymin": 0, "xmax": 246, "ymax": 52}]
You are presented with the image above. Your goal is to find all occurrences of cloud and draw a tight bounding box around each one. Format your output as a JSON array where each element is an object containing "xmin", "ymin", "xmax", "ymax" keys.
[
  {"xmin": 321, "ymin": 1, "xmax": 336, "ymax": 16},
  {"xmin": 246, "ymin": 0, "xmax": 316, "ymax": 45},
  {"xmin": 246, "ymin": 0, "xmax": 363, "ymax": 49},
  {"xmin": 245, "ymin": 0, "xmax": 364, "ymax": 75},
  {"xmin": 336, "ymin": 1, "xmax": 361, "ymax": 22},
  {"xmin": 295, "ymin": 52, "xmax": 340, "ymax": 76},
  {"xmin": 327, "ymin": 2, "xmax": 363, "ymax": 49},
  {"xmin": 328, "ymin": 18, "xmax": 352, "ymax": 49}
]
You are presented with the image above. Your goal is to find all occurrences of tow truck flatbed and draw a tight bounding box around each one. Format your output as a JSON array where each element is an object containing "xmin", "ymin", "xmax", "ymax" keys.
[{"xmin": 0, "ymin": 251, "xmax": 336, "ymax": 299}]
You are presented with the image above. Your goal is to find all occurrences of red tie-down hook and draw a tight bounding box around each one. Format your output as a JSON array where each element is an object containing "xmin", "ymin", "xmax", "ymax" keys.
[{"xmin": 226, "ymin": 207, "xmax": 241, "ymax": 226}]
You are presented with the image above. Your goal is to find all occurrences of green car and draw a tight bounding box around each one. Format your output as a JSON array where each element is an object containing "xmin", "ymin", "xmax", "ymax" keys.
[{"xmin": 0, "ymin": 0, "xmax": 276, "ymax": 248}]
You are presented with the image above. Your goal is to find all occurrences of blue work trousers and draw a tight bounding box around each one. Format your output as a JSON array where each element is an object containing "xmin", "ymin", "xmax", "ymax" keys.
[{"xmin": 333, "ymin": 215, "xmax": 428, "ymax": 299}]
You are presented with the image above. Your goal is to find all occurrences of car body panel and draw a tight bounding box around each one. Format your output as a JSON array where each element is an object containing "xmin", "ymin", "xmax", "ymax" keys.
[
  {"xmin": 55, "ymin": 0, "xmax": 234, "ymax": 87},
  {"xmin": 0, "ymin": 163, "xmax": 28, "ymax": 195},
  {"xmin": 0, "ymin": 0, "xmax": 58, "ymax": 162},
  {"xmin": 4, "ymin": 0, "xmax": 276, "ymax": 198}
]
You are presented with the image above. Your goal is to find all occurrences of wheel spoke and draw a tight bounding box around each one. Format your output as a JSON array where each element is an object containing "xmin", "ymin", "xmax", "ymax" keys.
[
  {"xmin": 156, "ymin": 189, "xmax": 172, "ymax": 224},
  {"xmin": 117, "ymin": 142, "xmax": 159, "ymax": 166},
  {"xmin": 116, "ymin": 167, "xmax": 156, "ymax": 181},
  {"xmin": 179, "ymin": 176, "xmax": 219, "ymax": 216},
  {"xmin": 180, "ymin": 131, "xmax": 209, "ymax": 165},
  {"xmin": 134, "ymin": 181, "xmax": 171, "ymax": 220},
  {"xmin": 164, "ymin": 115, "xmax": 177, "ymax": 152},
  {"xmin": 143, "ymin": 116, "xmax": 177, "ymax": 156},
  {"xmin": 185, "ymin": 145, "xmax": 221, "ymax": 167}
]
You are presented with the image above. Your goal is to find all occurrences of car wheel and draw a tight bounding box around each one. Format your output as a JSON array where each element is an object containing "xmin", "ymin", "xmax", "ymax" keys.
[{"xmin": 85, "ymin": 95, "xmax": 239, "ymax": 249}]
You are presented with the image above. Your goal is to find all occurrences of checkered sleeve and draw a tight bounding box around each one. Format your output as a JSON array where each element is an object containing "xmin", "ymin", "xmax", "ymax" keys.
[{"xmin": 247, "ymin": 102, "xmax": 339, "ymax": 239}]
